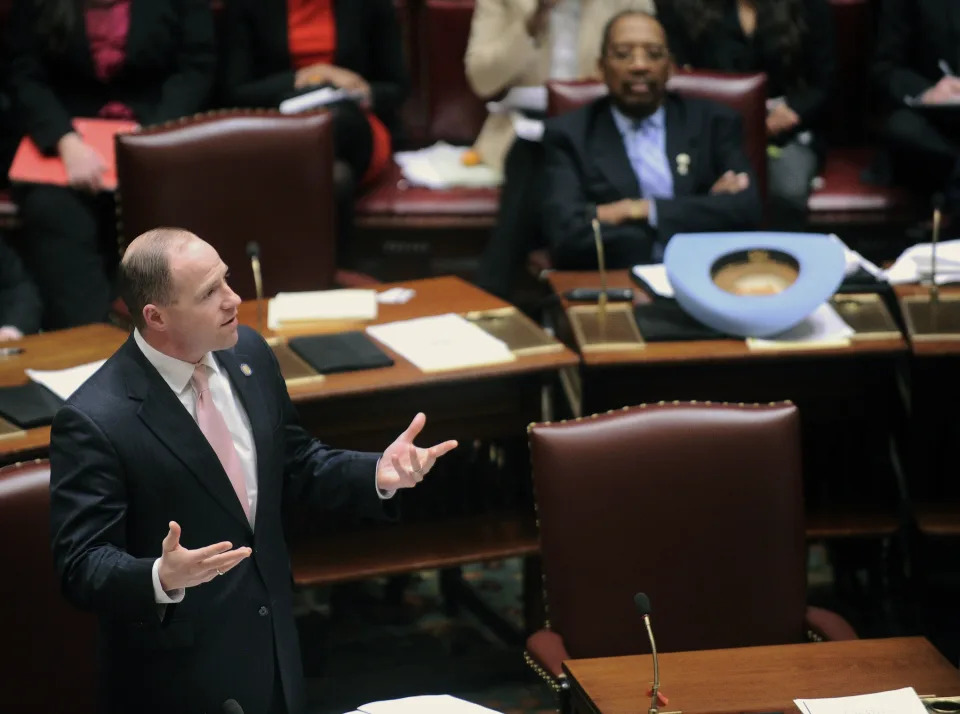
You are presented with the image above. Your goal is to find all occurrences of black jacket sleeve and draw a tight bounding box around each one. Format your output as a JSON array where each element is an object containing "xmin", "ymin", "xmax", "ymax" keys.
[
  {"xmin": 220, "ymin": 0, "xmax": 297, "ymax": 107},
  {"xmin": 785, "ymin": 0, "xmax": 836, "ymax": 126},
  {"xmin": 872, "ymin": 0, "xmax": 933, "ymax": 103},
  {"xmin": 655, "ymin": 109, "xmax": 763, "ymax": 237},
  {"xmin": 0, "ymin": 239, "xmax": 41, "ymax": 334}
]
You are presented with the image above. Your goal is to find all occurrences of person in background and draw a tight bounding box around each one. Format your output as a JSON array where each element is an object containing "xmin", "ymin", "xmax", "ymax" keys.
[
  {"xmin": 5, "ymin": 0, "xmax": 216, "ymax": 329},
  {"xmin": 221, "ymin": 0, "xmax": 408, "ymax": 192},
  {"xmin": 0, "ymin": 237, "xmax": 41, "ymax": 339},
  {"xmin": 542, "ymin": 10, "xmax": 761, "ymax": 268},
  {"xmin": 657, "ymin": 0, "xmax": 835, "ymax": 229},
  {"xmin": 872, "ymin": 0, "xmax": 960, "ymax": 214},
  {"xmin": 467, "ymin": 0, "xmax": 655, "ymax": 299}
]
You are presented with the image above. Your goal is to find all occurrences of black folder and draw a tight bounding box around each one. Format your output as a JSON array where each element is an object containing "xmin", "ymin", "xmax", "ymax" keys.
[
  {"xmin": 633, "ymin": 301, "xmax": 732, "ymax": 342},
  {"xmin": 287, "ymin": 331, "xmax": 394, "ymax": 374},
  {"xmin": 0, "ymin": 381, "xmax": 65, "ymax": 428}
]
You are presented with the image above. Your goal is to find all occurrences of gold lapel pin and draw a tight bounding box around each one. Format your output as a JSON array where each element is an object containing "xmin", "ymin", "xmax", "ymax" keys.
[
  {"xmin": 240, "ymin": 363, "xmax": 253, "ymax": 376},
  {"xmin": 676, "ymin": 153, "xmax": 690, "ymax": 176}
]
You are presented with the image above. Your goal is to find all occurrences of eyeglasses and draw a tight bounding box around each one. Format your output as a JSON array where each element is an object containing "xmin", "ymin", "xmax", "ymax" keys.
[{"xmin": 605, "ymin": 44, "xmax": 668, "ymax": 63}]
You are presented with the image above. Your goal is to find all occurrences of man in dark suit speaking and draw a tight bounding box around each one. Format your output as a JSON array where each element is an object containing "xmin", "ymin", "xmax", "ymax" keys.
[
  {"xmin": 49, "ymin": 228, "xmax": 458, "ymax": 714},
  {"xmin": 542, "ymin": 10, "xmax": 762, "ymax": 269}
]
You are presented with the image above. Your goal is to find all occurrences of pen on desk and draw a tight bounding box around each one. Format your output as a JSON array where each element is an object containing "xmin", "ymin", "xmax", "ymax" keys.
[
  {"xmin": 939, "ymin": 59, "xmax": 955, "ymax": 77},
  {"xmin": 0, "ymin": 347, "xmax": 24, "ymax": 357}
]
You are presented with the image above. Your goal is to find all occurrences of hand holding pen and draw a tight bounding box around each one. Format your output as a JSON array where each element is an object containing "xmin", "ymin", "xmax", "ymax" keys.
[{"xmin": 921, "ymin": 60, "xmax": 960, "ymax": 104}]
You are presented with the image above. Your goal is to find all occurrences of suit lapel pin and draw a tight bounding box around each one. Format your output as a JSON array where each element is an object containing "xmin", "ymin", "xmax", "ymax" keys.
[
  {"xmin": 676, "ymin": 153, "xmax": 691, "ymax": 176},
  {"xmin": 240, "ymin": 363, "xmax": 253, "ymax": 376}
]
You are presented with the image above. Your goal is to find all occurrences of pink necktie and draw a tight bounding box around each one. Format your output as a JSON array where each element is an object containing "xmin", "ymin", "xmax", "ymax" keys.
[{"xmin": 192, "ymin": 364, "xmax": 251, "ymax": 524}]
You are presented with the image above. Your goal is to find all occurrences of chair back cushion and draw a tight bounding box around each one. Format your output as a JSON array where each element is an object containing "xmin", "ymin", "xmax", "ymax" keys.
[
  {"xmin": 422, "ymin": 0, "xmax": 487, "ymax": 145},
  {"xmin": 547, "ymin": 71, "xmax": 768, "ymax": 195},
  {"xmin": 0, "ymin": 460, "xmax": 98, "ymax": 713},
  {"xmin": 116, "ymin": 111, "xmax": 336, "ymax": 300},
  {"xmin": 529, "ymin": 402, "xmax": 806, "ymax": 658}
]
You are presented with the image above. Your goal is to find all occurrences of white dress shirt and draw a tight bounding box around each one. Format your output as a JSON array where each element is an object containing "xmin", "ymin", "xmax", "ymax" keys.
[
  {"xmin": 549, "ymin": 0, "xmax": 582, "ymax": 80},
  {"xmin": 135, "ymin": 330, "xmax": 259, "ymax": 604}
]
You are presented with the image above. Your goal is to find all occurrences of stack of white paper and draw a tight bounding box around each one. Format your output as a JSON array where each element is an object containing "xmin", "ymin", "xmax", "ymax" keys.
[
  {"xmin": 26, "ymin": 359, "xmax": 106, "ymax": 401},
  {"xmin": 366, "ymin": 313, "xmax": 516, "ymax": 372},
  {"xmin": 884, "ymin": 239, "xmax": 960, "ymax": 284},
  {"xmin": 267, "ymin": 289, "xmax": 377, "ymax": 329},
  {"xmin": 747, "ymin": 303, "xmax": 855, "ymax": 350},
  {"xmin": 393, "ymin": 142, "xmax": 502, "ymax": 189},
  {"xmin": 345, "ymin": 694, "xmax": 501, "ymax": 714},
  {"xmin": 631, "ymin": 263, "xmax": 674, "ymax": 297},
  {"xmin": 794, "ymin": 686, "xmax": 928, "ymax": 714}
]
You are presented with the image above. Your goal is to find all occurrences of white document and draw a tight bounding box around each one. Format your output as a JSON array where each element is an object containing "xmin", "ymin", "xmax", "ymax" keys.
[
  {"xmin": 353, "ymin": 694, "xmax": 501, "ymax": 714},
  {"xmin": 26, "ymin": 359, "xmax": 106, "ymax": 401},
  {"xmin": 485, "ymin": 85, "xmax": 548, "ymax": 114},
  {"xmin": 376, "ymin": 287, "xmax": 415, "ymax": 305},
  {"xmin": 631, "ymin": 264, "xmax": 674, "ymax": 297},
  {"xmin": 366, "ymin": 313, "xmax": 516, "ymax": 372},
  {"xmin": 794, "ymin": 686, "xmax": 927, "ymax": 714},
  {"xmin": 279, "ymin": 86, "xmax": 363, "ymax": 114},
  {"xmin": 884, "ymin": 238, "xmax": 960, "ymax": 284},
  {"xmin": 746, "ymin": 303, "xmax": 855, "ymax": 350},
  {"xmin": 267, "ymin": 289, "xmax": 377, "ymax": 329},
  {"xmin": 393, "ymin": 142, "xmax": 502, "ymax": 188}
]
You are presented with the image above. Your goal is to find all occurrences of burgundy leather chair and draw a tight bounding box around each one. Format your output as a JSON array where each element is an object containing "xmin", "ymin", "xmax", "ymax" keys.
[
  {"xmin": 547, "ymin": 70, "xmax": 769, "ymax": 201},
  {"xmin": 115, "ymin": 110, "xmax": 377, "ymax": 304},
  {"xmin": 806, "ymin": 0, "xmax": 919, "ymax": 226},
  {"xmin": 0, "ymin": 459, "xmax": 98, "ymax": 714},
  {"xmin": 525, "ymin": 402, "xmax": 856, "ymax": 698},
  {"xmin": 354, "ymin": 0, "xmax": 500, "ymax": 231}
]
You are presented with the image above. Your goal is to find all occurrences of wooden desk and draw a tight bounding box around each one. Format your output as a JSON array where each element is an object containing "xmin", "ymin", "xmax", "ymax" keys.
[
  {"xmin": 564, "ymin": 636, "xmax": 960, "ymax": 714},
  {"xmin": 547, "ymin": 271, "xmax": 909, "ymax": 529},
  {"xmin": 0, "ymin": 276, "xmax": 576, "ymax": 460}
]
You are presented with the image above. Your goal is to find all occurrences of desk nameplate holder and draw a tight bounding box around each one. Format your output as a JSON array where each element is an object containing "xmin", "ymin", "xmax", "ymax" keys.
[
  {"xmin": 0, "ymin": 415, "xmax": 26, "ymax": 441},
  {"xmin": 900, "ymin": 198, "xmax": 960, "ymax": 341},
  {"xmin": 568, "ymin": 219, "xmax": 646, "ymax": 353},
  {"xmin": 465, "ymin": 306, "xmax": 565, "ymax": 356},
  {"xmin": 265, "ymin": 336, "xmax": 326, "ymax": 387},
  {"xmin": 831, "ymin": 293, "xmax": 902, "ymax": 340}
]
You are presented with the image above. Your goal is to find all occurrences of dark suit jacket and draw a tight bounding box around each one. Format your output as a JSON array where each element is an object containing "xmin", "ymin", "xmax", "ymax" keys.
[
  {"xmin": 50, "ymin": 326, "xmax": 388, "ymax": 714},
  {"xmin": 872, "ymin": 0, "xmax": 960, "ymax": 105},
  {"xmin": 5, "ymin": 0, "xmax": 216, "ymax": 153},
  {"xmin": 221, "ymin": 0, "xmax": 409, "ymax": 137},
  {"xmin": 0, "ymin": 237, "xmax": 41, "ymax": 334},
  {"xmin": 657, "ymin": 0, "xmax": 835, "ymax": 135},
  {"xmin": 542, "ymin": 94, "xmax": 762, "ymax": 269}
]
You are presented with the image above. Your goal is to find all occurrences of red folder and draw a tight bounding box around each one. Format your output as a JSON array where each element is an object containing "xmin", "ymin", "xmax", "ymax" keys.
[{"xmin": 8, "ymin": 117, "xmax": 138, "ymax": 191}]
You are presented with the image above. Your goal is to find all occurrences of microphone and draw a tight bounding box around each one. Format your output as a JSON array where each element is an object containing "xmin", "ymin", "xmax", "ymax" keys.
[
  {"xmin": 930, "ymin": 193, "xmax": 944, "ymax": 302},
  {"xmin": 222, "ymin": 699, "xmax": 244, "ymax": 714},
  {"xmin": 246, "ymin": 241, "xmax": 265, "ymax": 334},
  {"xmin": 634, "ymin": 592, "xmax": 663, "ymax": 714},
  {"xmin": 591, "ymin": 218, "xmax": 609, "ymax": 332}
]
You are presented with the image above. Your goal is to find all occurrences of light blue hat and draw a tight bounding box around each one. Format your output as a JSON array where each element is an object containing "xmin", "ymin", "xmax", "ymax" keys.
[{"xmin": 664, "ymin": 232, "xmax": 846, "ymax": 338}]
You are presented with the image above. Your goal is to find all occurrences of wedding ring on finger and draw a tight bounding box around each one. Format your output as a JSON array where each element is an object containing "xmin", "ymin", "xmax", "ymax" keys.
[{"xmin": 216, "ymin": 568, "xmax": 224, "ymax": 576}]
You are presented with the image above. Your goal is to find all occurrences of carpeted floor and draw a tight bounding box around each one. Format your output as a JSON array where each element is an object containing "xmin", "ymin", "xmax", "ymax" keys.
[{"xmin": 297, "ymin": 542, "xmax": 959, "ymax": 714}]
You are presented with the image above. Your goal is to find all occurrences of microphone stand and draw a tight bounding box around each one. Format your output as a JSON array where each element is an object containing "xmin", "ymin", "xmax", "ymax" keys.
[
  {"xmin": 642, "ymin": 613, "xmax": 661, "ymax": 714},
  {"xmin": 250, "ymin": 252, "xmax": 265, "ymax": 335}
]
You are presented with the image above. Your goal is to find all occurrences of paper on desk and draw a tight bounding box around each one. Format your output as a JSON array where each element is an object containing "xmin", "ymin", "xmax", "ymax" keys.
[
  {"xmin": 631, "ymin": 264, "xmax": 674, "ymax": 297},
  {"xmin": 393, "ymin": 142, "xmax": 502, "ymax": 188},
  {"xmin": 353, "ymin": 694, "xmax": 501, "ymax": 714},
  {"xmin": 279, "ymin": 86, "xmax": 365, "ymax": 114},
  {"xmin": 267, "ymin": 289, "xmax": 377, "ymax": 329},
  {"xmin": 485, "ymin": 85, "xmax": 548, "ymax": 114},
  {"xmin": 794, "ymin": 686, "xmax": 927, "ymax": 714},
  {"xmin": 26, "ymin": 360, "xmax": 106, "ymax": 401},
  {"xmin": 884, "ymin": 238, "xmax": 960, "ymax": 284},
  {"xmin": 377, "ymin": 287, "xmax": 415, "ymax": 304},
  {"xmin": 746, "ymin": 303, "xmax": 854, "ymax": 350},
  {"xmin": 366, "ymin": 313, "xmax": 516, "ymax": 372}
]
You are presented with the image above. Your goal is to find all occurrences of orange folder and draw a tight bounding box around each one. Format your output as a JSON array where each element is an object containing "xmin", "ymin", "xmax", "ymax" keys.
[{"xmin": 8, "ymin": 117, "xmax": 138, "ymax": 191}]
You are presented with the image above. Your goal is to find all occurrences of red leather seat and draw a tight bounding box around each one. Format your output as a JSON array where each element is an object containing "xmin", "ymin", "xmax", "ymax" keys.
[
  {"xmin": 0, "ymin": 460, "xmax": 98, "ymax": 714},
  {"xmin": 806, "ymin": 0, "xmax": 921, "ymax": 224},
  {"xmin": 355, "ymin": 0, "xmax": 499, "ymax": 229},
  {"xmin": 548, "ymin": 71, "xmax": 769, "ymax": 201}
]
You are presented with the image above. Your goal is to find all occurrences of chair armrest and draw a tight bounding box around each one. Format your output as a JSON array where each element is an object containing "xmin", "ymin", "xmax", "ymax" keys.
[
  {"xmin": 334, "ymin": 269, "xmax": 381, "ymax": 288},
  {"xmin": 805, "ymin": 605, "xmax": 858, "ymax": 641},
  {"xmin": 525, "ymin": 628, "xmax": 570, "ymax": 683}
]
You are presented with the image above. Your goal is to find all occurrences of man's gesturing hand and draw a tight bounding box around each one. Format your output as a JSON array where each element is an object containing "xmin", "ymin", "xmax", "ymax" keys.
[
  {"xmin": 376, "ymin": 412, "xmax": 458, "ymax": 491},
  {"xmin": 157, "ymin": 521, "xmax": 251, "ymax": 592}
]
